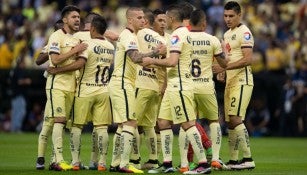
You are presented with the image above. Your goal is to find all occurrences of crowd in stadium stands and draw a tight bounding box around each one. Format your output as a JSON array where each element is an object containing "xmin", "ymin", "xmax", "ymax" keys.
[{"xmin": 0, "ymin": 0, "xmax": 306, "ymax": 136}]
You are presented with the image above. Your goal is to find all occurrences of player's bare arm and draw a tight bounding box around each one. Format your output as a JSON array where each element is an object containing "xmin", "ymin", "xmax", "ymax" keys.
[
  {"xmin": 104, "ymin": 30, "xmax": 119, "ymax": 41},
  {"xmin": 47, "ymin": 57, "xmax": 86, "ymax": 75},
  {"xmin": 214, "ymin": 52, "xmax": 228, "ymax": 68},
  {"xmin": 50, "ymin": 42, "xmax": 88, "ymax": 65},
  {"xmin": 35, "ymin": 53, "xmax": 49, "ymax": 65},
  {"xmin": 152, "ymin": 52, "xmax": 179, "ymax": 67},
  {"xmin": 127, "ymin": 44, "xmax": 165, "ymax": 63},
  {"xmin": 225, "ymin": 47, "xmax": 253, "ymax": 70}
]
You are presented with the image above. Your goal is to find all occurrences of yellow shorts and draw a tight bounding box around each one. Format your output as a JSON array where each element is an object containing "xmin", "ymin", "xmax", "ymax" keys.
[
  {"xmin": 46, "ymin": 89, "xmax": 74, "ymax": 120},
  {"xmin": 224, "ymin": 85, "xmax": 253, "ymax": 121},
  {"xmin": 195, "ymin": 93, "xmax": 218, "ymax": 121},
  {"xmin": 108, "ymin": 82, "xmax": 136, "ymax": 123},
  {"xmin": 158, "ymin": 90, "xmax": 196, "ymax": 124},
  {"xmin": 135, "ymin": 88, "xmax": 159, "ymax": 127},
  {"xmin": 73, "ymin": 93, "xmax": 112, "ymax": 125}
]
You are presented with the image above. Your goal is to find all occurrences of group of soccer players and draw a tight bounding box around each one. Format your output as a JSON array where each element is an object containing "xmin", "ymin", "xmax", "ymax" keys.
[{"xmin": 35, "ymin": 1, "xmax": 256, "ymax": 174}]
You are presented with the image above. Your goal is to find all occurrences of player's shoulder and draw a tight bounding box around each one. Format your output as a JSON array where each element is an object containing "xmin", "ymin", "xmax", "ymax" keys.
[
  {"xmin": 74, "ymin": 31, "xmax": 91, "ymax": 41},
  {"xmin": 50, "ymin": 29, "xmax": 64, "ymax": 37}
]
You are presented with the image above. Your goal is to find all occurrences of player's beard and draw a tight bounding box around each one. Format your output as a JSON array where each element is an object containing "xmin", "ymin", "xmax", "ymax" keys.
[{"xmin": 69, "ymin": 23, "xmax": 80, "ymax": 33}]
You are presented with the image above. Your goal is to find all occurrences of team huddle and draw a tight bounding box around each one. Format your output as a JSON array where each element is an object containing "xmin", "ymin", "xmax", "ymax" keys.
[{"xmin": 35, "ymin": 1, "xmax": 256, "ymax": 174}]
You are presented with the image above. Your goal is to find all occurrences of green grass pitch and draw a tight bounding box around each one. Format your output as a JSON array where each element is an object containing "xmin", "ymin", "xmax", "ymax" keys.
[{"xmin": 0, "ymin": 132, "xmax": 306, "ymax": 174}]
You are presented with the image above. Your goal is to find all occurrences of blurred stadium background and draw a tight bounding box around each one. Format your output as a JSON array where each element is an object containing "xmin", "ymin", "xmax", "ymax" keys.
[{"xmin": 0, "ymin": 0, "xmax": 306, "ymax": 137}]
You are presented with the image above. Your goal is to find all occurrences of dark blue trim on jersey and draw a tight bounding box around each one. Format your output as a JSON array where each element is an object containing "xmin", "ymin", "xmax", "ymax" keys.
[
  {"xmin": 49, "ymin": 89, "xmax": 54, "ymax": 117},
  {"xmin": 177, "ymin": 59, "xmax": 183, "ymax": 91},
  {"xmin": 71, "ymin": 97, "xmax": 76, "ymax": 122},
  {"xmin": 245, "ymin": 66, "xmax": 248, "ymax": 85},
  {"xmin": 49, "ymin": 51, "xmax": 60, "ymax": 55},
  {"xmin": 135, "ymin": 88, "xmax": 139, "ymax": 98},
  {"xmin": 179, "ymin": 91, "xmax": 189, "ymax": 122},
  {"xmin": 237, "ymin": 85, "xmax": 244, "ymax": 116},
  {"xmin": 170, "ymin": 50, "xmax": 181, "ymax": 54},
  {"xmin": 109, "ymin": 97, "xmax": 114, "ymax": 124},
  {"xmin": 241, "ymin": 46, "xmax": 252, "ymax": 49},
  {"xmin": 123, "ymin": 89, "xmax": 130, "ymax": 120},
  {"xmin": 77, "ymin": 65, "xmax": 86, "ymax": 97},
  {"xmin": 122, "ymin": 52, "xmax": 128, "ymax": 89}
]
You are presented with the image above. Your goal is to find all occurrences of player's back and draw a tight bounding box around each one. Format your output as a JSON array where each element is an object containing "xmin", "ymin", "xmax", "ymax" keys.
[
  {"xmin": 167, "ymin": 27, "xmax": 193, "ymax": 91},
  {"xmin": 76, "ymin": 38, "xmax": 114, "ymax": 97},
  {"xmin": 189, "ymin": 31, "xmax": 222, "ymax": 93}
]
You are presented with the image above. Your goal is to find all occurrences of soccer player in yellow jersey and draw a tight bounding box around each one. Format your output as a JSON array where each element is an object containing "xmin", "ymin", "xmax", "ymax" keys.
[
  {"xmin": 48, "ymin": 15, "xmax": 114, "ymax": 171},
  {"xmin": 45, "ymin": 5, "xmax": 87, "ymax": 171},
  {"xmin": 36, "ymin": 19, "xmax": 64, "ymax": 170},
  {"xmin": 213, "ymin": 1, "xmax": 255, "ymax": 170},
  {"xmin": 144, "ymin": 5, "xmax": 211, "ymax": 174},
  {"xmin": 108, "ymin": 7, "xmax": 165, "ymax": 173},
  {"xmin": 187, "ymin": 9, "xmax": 229, "ymax": 171},
  {"xmin": 151, "ymin": 9, "xmax": 170, "ymax": 161},
  {"xmin": 133, "ymin": 8, "xmax": 168, "ymax": 170}
]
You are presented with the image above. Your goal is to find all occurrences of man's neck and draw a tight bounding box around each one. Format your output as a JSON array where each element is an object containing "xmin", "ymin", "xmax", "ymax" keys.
[
  {"xmin": 64, "ymin": 26, "xmax": 75, "ymax": 35},
  {"xmin": 171, "ymin": 22, "xmax": 182, "ymax": 31}
]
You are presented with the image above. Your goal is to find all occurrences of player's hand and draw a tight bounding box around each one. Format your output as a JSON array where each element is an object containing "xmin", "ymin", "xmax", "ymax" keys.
[
  {"xmin": 73, "ymin": 43, "xmax": 88, "ymax": 53},
  {"xmin": 212, "ymin": 64, "xmax": 225, "ymax": 74},
  {"xmin": 141, "ymin": 57, "xmax": 154, "ymax": 67},
  {"xmin": 156, "ymin": 43, "xmax": 167, "ymax": 56},
  {"xmin": 216, "ymin": 72, "xmax": 226, "ymax": 83},
  {"xmin": 47, "ymin": 67, "xmax": 58, "ymax": 75}
]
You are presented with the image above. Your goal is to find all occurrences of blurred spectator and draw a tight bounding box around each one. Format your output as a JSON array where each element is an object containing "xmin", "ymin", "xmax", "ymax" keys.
[
  {"xmin": 8, "ymin": 57, "xmax": 32, "ymax": 132},
  {"xmin": 0, "ymin": 107, "xmax": 11, "ymax": 132},
  {"xmin": 0, "ymin": 33, "xmax": 14, "ymax": 68},
  {"xmin": 246, "ymin": 97, "xmax": 270, "ymax": 137},
  {"xmin": 23, "ymin": 102, "xmax": 43, "ymax": 132}
]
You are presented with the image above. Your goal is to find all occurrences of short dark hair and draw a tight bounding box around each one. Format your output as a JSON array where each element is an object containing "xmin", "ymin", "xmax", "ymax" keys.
[
  {"xmin": 166, "ymin": 5, "xmax": 183, "ymax": 22},
  {"xmin": 190, "ymin": 9, "xmax": 206, "ymax": 26},
  {"xmin": 91, "ymin": 15, "xmax": 107, "ymax": 35},
  {"xmin": 224, "ymin": 1, "xmax": 241, "ymax": 14},
  {"xmin": 178, "ymin": 2, "xmax": 194, "ymax": 20},
  {"xmin": 54, "ymin": 19, "xmax": 64, "ymax": 31},
  {"xmin": 84, "ymin": 12, "xmax": 100, "ymax": 24},
  {"xmin": 61, "ymin": 5, "xmax": 80, "ymax": 18},
  {"xmin": 153, "ymin": 9, "xmax": 165, "ymax": 16},
  {"xmin": 143, "ymin": 8, "xmax": 154, "ymax": 26}
]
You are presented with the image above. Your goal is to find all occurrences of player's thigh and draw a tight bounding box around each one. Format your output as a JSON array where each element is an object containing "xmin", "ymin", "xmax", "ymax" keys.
[
  {"xmin": 109, "ymin": 87, "xmax": 136, "ymax": 123},
  {"xmin": 92, "ymin": 93, "xmax": 112, "ymax": 125},
  {"xmin": 195, "ymin": 93, "xmax": 218, "ymax": 121},
  {"xmin": 73, "ymin": 96, "xmax": 92, "ymax": 125},
  {"xmin": 47, "ymin": 89, "xmax": 74, "ymax": 119},
  {"xmin": 158, "ymin": 91, "xmax": 172, "ymax": 122},
  {"xmin": 136, "ymin": 89, "xmax": 159, "ymax": 127},
  {"xmin": 225, "ymin": 85, "xmax": 253, "ymax": 122},
  {"xmin": 168, "ymin": 90, "xmax": 196, "ymax": 124}
]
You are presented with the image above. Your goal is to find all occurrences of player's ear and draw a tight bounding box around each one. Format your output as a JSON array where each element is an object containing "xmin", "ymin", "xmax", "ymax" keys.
[{"xmin": 62, "ymin": 17, "xmax": 68, "ymax": 24}]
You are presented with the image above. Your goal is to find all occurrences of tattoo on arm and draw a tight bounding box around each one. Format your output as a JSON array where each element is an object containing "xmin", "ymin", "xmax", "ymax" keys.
[{"xmin": 127, "ymin": 50, "xmax": 158, "ymax": 63}]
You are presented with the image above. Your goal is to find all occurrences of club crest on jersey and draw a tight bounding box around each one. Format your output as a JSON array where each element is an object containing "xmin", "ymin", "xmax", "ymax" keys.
[
  {"xmin": 171, "ymin": 35, "xmax": 179, "ymax": 45},
  {"xmin": 244, "ymin": 32, "xmax": 251, "ymax": 40}
]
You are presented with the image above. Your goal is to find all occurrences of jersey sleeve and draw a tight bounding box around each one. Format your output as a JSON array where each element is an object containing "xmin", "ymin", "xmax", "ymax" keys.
[
  {"xmin": 240, "ymin": 27, "xmax": 254, "ymax": 48},
  {"xmin": 48, "ymin": 32, "xmax": 61, "ymax": 55},
  {"xmin": 169, "ymin": 30, "xmax": 183, "ymax": 53},
  {"xmin": 78, "ymin": 41, "xmax": 89, "ymax": 60},
  {"xmin": 123, "ymin": 32, "xmax": 138, "ymax": 52},
  {"xmin": 212, "ymin": 36, "xmax": 223, "ymax": 56}
]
